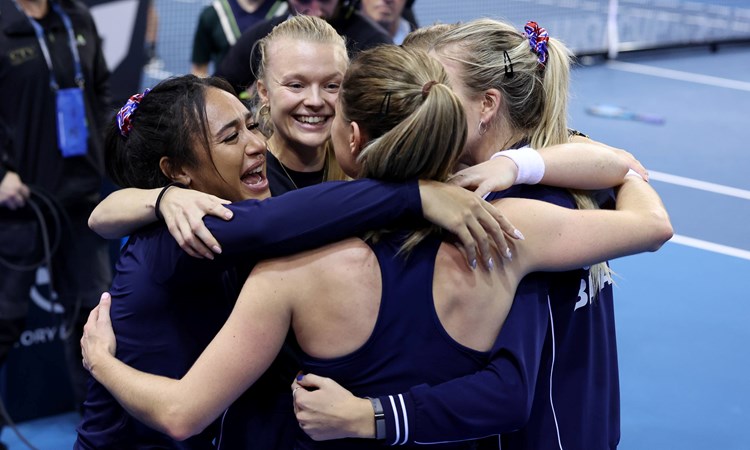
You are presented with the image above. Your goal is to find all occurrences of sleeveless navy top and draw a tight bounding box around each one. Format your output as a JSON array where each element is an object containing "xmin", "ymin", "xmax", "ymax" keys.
[{"xmin": 296, "ymin": 234, "xmax": 494, "ymax": 450}]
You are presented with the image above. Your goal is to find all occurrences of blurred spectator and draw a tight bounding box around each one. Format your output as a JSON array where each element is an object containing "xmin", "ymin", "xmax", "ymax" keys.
[
  {"xmin": 360, "ymin": 0, "xmax": 417, "ymax": 44},
  {"xmin": 0, "ymin": 0, "xmax": 113, "ymax": 428},
  {"xmin": 191, "ymin": 0, "xmax": 287, "ymax": 77},
  {"xmin": 144, "ymin": 2, "xmax": 161, "ymax": 69}
]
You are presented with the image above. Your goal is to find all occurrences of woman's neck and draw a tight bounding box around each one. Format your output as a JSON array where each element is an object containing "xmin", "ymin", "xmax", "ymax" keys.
[
  {"xmin": 17, "ymin": 0, "xmax": 49, "ymax": 19},
  {"xmin": 268, "ymin": 135, "xmax": 326, "ymax": 172}
]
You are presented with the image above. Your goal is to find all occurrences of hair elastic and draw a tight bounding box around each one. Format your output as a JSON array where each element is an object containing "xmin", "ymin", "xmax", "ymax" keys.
[
  {"xmin": 154, "ymin": 182, "xmax": 187, "ymax": 221},
  {"xmin": 116, "ymin": 88, "xmax": 151, "ymax": 137},
  {"xmin": 421, "ymin": 80, "xmax": 438, "ymax": 98},
  {"xmin": 523, "ymin": 21, "xmax": 550, "ymax": 66}
]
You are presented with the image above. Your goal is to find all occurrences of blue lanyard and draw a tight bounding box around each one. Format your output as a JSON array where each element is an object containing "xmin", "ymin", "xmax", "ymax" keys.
[{"xmin": 15, "ymin": 1, "xmax": 84, "ymax": 90}]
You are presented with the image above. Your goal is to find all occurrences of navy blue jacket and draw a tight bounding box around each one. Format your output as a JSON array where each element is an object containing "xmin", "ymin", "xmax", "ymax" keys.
[{"xmin": 376, "ymin": 185, "xmax": 620, "ymax": 449}]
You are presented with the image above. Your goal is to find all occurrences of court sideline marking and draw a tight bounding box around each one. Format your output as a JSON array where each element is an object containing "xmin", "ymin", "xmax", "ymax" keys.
[
  {"xmin": 647, "ymin": 170, "xmax": 750, "ymax": 260},
  {"xmin": 649, "ymin": 171, "xmax": 750, "ymax": 201},
  {"xmin": 606, "ymin": 60, "xmax": 750, "ymax": 92},
  {"xmin": 604, "ymin": 62, "xmax": 750, "ymax": 260},
  {"xmin": 670, "ymin": 235, "xmax": 750, "ymax": 261}
]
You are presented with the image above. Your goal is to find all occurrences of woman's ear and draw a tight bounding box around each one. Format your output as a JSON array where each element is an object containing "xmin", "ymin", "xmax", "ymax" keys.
[
  {"xmin": 159, "ymin": 156, "xmax": 191, "ymax": 186},
  {"xmin": 349, "ymin": 120, "xmax": 365, "ymax": 158},
  {"xmin": 256, "ymin": 79, "xmax": 269, "ymax": 106},
  {"xmin": 480, "ymin": 88, "xmax": 503, "ymax": 125}
]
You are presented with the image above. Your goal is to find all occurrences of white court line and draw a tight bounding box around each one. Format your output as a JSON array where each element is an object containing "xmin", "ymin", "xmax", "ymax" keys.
[
  {"xmin": 600, "ymin": 65, "xmax": 750, "ymax": 258},
  {"xmin": 606, "ymin": 60, "xmax": 750, "ymax": 92},
  {"xmin": 648, "ymin": 172, "xmax": 750, "ymax": 259},
  {"xmin": 670, "ymin": 235, "xmax": 750, "ymax": 261},
  {"xmin": 649, "ymin": 170, "xmax": 750, "ymax": 200}
]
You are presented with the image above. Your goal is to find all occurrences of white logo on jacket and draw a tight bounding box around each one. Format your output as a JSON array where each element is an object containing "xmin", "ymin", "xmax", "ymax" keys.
[{"xmin": 574, "ymin": 268, "xmax": 613, "ymax": 311}]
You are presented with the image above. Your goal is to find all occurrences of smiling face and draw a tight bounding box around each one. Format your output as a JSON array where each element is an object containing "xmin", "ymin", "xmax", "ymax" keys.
[
  {"xmin": 184, "ymin": 87, "xmax": 270, "ymax": 202},
  {"xmin": 257, "ymin": 38, "xmax": 348, "ymax": 156}
]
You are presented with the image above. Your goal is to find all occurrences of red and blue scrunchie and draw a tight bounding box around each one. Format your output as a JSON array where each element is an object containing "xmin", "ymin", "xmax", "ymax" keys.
[
  {"xmin": 524, "ymin": 21, "xmax": 549, "ymax": 66},
  {"xmin": 116, "ymin": 88, "xmax": 150, "ymax": 138}
]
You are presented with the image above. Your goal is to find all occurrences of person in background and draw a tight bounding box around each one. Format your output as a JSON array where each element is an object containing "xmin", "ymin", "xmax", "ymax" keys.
[
  {"xmin": 144, "ymin": 2, "xmax": 161, "ymax": 68},
  {"xmin": 402, "ymin": 0, "xmax": 417, "ymax": 29},
  {"xmin": 359, "ymin": 0, "xmax": 417, "ymax": 44},
  {"xmin": 215, "ymin": 0, "xmax": 391, "ymax": 98},
  {"xmin": 190, "ymin": 0, "xmax": 285, "ymax": 77},
  {"xmin": 0, "ymin": 0, "xmax": 113, "ymax": 428}
]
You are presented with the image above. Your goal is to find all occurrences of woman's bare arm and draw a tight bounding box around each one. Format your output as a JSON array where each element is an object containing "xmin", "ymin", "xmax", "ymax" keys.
[
  {"xmin": 82, "ymin": 265, "xmax": 294, "ymax": 441},
  {"xmin": 502, "ymin": 175, "xmax": 672, "ymax": 275},
  {"xmin": 450, "ymin": 142, "xmax": 646, "ymax": 197}
]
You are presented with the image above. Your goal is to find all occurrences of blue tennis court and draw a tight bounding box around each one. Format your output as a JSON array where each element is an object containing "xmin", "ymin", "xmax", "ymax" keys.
[{"xmin": 568, "ymin": 43, "xmax": 750, "ymax": 450}]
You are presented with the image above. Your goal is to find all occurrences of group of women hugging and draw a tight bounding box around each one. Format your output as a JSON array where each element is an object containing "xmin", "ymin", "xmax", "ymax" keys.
[{"xmin": 75, "ymin": 14, "xmax": 672, "ymax": 450}]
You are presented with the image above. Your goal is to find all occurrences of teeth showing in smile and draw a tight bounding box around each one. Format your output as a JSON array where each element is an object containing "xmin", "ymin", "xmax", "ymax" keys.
[
  {"xmin": 242, "ymin": 165, "xmax": 264, "ymax": 185},
  {"xmin": 296, "ymin": 116, "xmax": 326, "ymax": 124}
]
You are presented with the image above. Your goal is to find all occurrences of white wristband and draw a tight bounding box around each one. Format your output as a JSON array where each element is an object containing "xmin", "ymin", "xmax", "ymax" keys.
[{"xmin": 491, "ymin": 148, "xmax": 545, "ymax": 185}]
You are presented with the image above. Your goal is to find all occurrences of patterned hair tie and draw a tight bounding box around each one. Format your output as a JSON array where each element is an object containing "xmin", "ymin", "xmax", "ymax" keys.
[
  {"xmin": 116, "ymin": 88, "xmax": 151, "ymax": 137},
  {"xmin": 523, "ymin": 21, "xmax": 549, "ymax": 66}
]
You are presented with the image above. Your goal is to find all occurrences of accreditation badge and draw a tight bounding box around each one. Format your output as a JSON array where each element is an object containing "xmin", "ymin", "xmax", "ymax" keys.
[{"xmin": 56, "ymin": 87, "xmax": 89, "ymax": 157}]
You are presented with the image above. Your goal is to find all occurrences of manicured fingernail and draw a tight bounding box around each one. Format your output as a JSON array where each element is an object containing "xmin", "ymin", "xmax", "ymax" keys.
[
  {"xmin": 487, "ymin": 257, "xmax": 494, "ymax": 271},
  {"xmin": 471, "ymin": 259, "xmax": 477, "ymax": 270},
  {"xmin": 204, "ymin": 252, "xmax": 214, "ymax": 260},
  {"xmin": 514, "ymin": 229, "xmax": 525, "ymax": 240},
  {"xmin": 212, "ymin": 245, "xmax": 222, "ymax": 254},
  {"xmin": 225, "ymin": 211, "xmax": 233, "ymax": 219},
  {"xmin": 297, "ymin": 374, "xmax": 304, "ymax": 381},
  {"xmin": 506, "ymin": 248, "xmax": 512, "ymax": 261}
]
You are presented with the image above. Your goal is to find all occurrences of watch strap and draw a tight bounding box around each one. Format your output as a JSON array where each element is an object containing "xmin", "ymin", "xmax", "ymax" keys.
[{"xmin": 368, "ymin": 397, "xmax": 386, "ymax": 440}]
